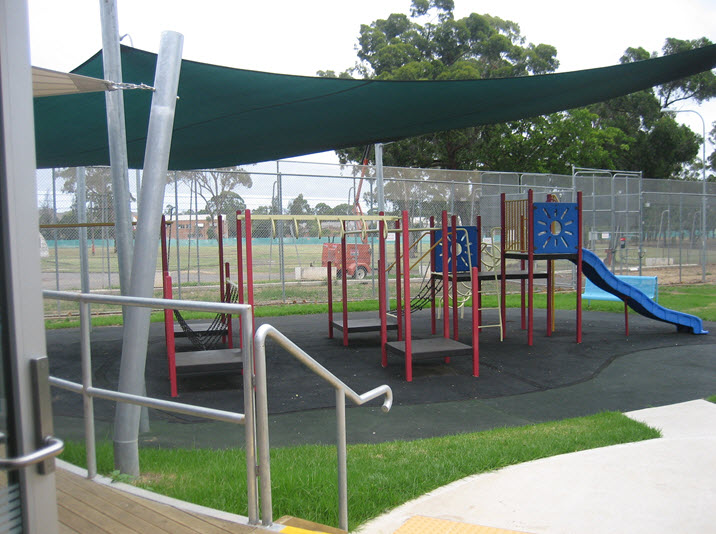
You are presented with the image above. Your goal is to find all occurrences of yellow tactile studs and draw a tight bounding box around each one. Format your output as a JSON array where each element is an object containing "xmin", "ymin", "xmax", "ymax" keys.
[{"xmin": 393, "ymin": 516, "xmax": 532, "ymax": 534}]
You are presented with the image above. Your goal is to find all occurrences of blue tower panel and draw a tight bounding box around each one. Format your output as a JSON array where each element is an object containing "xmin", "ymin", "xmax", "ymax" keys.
[
  {"xmin": 533, "ymin": 203, "xmax": 579, "ymax": 254},
  {"xmin": 434, "ymin": 226, "xmax": 479, "ymax": 272}
]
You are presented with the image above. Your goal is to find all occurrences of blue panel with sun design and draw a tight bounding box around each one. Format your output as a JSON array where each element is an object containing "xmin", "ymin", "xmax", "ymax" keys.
[
  {"xmin": 434, "ymin": 226, "xmax": 479, "ymax": 272},
  {"xmin": 533, "ymin": 203, "xmax": 579, "ymax": 253}
]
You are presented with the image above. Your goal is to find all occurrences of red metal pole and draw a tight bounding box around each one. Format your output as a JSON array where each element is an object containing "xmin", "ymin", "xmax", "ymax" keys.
[
  {"xmin": 500, "ymin": 193, "xmax": 507, "ymax": 338},
  {"xmin": 225, "ymin": 262, "xmax": 233, "ymax": 348},
  {"xmin": 546, "ymin": 259, "xmax": 552, "ymax": 337},
  {"xmin": 430, "ymin": 215, "xmax": 436, "ymax": 335},
  {"xmin": 245, "ymin": 210, "xmax": 255, "ymax": 336},
  {"xmin": 441, "ymin": 211, "xmax": 449, "ymax": 339},
  {"xmin": 236, "ymin": 214, "xmax": 244, "ymax": 349},
  {"xmin": 341, "ymin": 221, "xmax": 349, "ymax": 347},
  {"xmin": 402, "ymin": 210, "xmax": 413, "ymax": 382},
  {"xmin": 476, "ymin": 216, "xmax": 482, "ymax": 326},
  {"xmin": 521, "ymin": 258, "xmax": 526, "ymax": 330},
  {"xmin": 160, "ymin": 215, "xmax": 169, "ymax": 280},
  {"xmin": 528, "ymin": 189, "xmax": 534, "ymax": 346},
  {"xmin": 164, "ymin": 274, "xmax": 177, "ymax": 397},
  {"xmin": 394, "ymin": 220, "xmax": 403, "ymax": 342},
  {"xmin": 379, "ymin": 216, "xmax": 388, "ymax": 367},
  {"xmin": 379, "ymin": 257, "xmax": 388, "ymax": 367},
  {"xmin": 218, "ymin": 214, "xmax": 225, "ymax": 303},
  {"xmin": 451, "ymin": 215, "xmax": 459, "ymax": 341},
  {"xmin": 576, "ymin": 191, "xmax": 583, "ymax": 343},
  {"xmin": 328, "ymin": 261, "xmax": 334, "ymax": 339},
  {"xmin": 472, "ymin": 266, "xmax": 479, "ymax": 377}
]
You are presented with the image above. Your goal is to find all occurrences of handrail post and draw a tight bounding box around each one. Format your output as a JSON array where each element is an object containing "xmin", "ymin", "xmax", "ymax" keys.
[
  {"xmin": 253, "ymin": 325, "xmax": 273, "ymax": 526},
  {"xmin": 336, "ymin": 389, "xmax": 348, "ymax": 531},
  {"xmin": 242, "ymin": 304, "xmax": 261, "ymax": 525},
  {"xmin": 80, "ymin": 301, "xmax": 97, "ymax": 479}
]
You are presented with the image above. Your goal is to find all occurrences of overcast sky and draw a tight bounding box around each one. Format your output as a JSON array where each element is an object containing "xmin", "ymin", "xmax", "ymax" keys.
[{"xmin": 28, "ymin": 0, "xmax": 716, "ymax": 163}]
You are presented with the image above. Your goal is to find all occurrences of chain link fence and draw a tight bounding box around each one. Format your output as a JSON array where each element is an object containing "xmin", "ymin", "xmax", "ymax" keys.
[{"xmin": 37, "ymin": 161, "xmax": 715, "ymax": 317}]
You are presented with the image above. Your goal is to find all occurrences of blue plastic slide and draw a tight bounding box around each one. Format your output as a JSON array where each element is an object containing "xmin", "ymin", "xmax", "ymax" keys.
[{"xmin": 576, "ymin": 249, "xmax": 708, "ymax": 334}]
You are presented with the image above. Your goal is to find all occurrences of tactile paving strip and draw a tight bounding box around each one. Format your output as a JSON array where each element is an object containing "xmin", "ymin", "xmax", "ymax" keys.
[{"xmin": 393, "ymin": 516, "xmax": 532, "ymax": 534}]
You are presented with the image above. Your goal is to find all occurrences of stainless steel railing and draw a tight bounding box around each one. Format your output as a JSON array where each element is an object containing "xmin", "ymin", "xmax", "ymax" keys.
[
  {"xmin": 43, "ymin": 290, "xmax": 393, "ymax": 531},
  {"xmin": 253, "ymin": 324, "xmax": 393, "ymax": 530},
  {"xmin": 42, "ymin": 290, "xmax": 260, "ymax": 522}
]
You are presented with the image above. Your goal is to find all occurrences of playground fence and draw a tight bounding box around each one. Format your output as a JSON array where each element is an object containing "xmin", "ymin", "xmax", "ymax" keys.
[{"xmin": 36, "ymin": 161, "xmax": 715, "ymax": 317}]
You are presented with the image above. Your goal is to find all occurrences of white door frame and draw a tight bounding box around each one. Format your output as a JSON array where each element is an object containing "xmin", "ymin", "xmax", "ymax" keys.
[{"xmin": 1, "ymin": 0, "xmax": 60, "ymax": 532}]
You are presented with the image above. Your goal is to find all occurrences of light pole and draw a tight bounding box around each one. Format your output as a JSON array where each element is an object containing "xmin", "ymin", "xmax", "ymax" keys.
[{"xmin": 665, "ymin": 108, "xmax": 708, "ymax": 283}]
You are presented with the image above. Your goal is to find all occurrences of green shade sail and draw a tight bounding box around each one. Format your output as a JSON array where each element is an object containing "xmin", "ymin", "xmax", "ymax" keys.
[{"xmin": 34, "ymin": 44, "xmax": 716, "ymax": 170}]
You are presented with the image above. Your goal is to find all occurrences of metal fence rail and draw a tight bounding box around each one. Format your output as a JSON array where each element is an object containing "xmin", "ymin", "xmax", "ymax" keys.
[{"xmin": 37, "ymin": 161, "xmax": 715, "ymax": 311}]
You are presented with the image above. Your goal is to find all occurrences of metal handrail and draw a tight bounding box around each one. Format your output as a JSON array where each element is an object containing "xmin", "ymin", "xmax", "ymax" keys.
[
  {"xmin": 42, "ymin": 290, "xmax": 260, "ymax": 524},
  {"xmin": 253, "ymin": 324, "xmax": 392, "ymax": 531}
]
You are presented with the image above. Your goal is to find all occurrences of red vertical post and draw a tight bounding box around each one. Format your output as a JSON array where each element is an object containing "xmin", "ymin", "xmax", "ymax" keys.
[
  {"xmin": 546, "ymin": 259, "xmax": 552, "ymax": 337},
  {"xmin": 576, "ymin": 191, "xmax": 583, "ymax": 343},
  {"xmin": 379, "ymin": 215, "xmax": 388, "ymax": 367},
  {"xmin": 476, "ymin": 216, "xmax": 483, "ymax": 326},
  {"xmin": 160, "ymin": 215, "xmax": 169, "ymax": 280},
  {"xmin": 225, "ymin": 262, "xmax": 233, "ymax": 348},
  {"xmin": 379, "ymin": 256, "xmax": 388, "ymax": 367},
  {"xmin": 164, "ymin": 274, "xmax": 178, "ymax": 397},
  {"xmin": 236, "ymin": 214, "xmax": 244, "ymax": 349},
  {"xmin": 430, "ymin": 216, "xmax": 436, "ymax": 335},
  {"xmin": 471, "ymin": 266, "xmax": 480, "ymax": 377},
  {"xmin": 394, "ymin": 220, "xmax": 403, "ymax": 342},
  {"xmin": 328, "ymin": 261, "xmax": 334, "ymax": 339},
  {"xmin": 441, "ymin": 211, "xmax": 449, "ymax": 339},
  {"xmin": 218, "ymin": 214, "xmax": 225, "ymax": 303},
  {"xmin": 402, "ymin": 210, "xmax": 413, "ymax": 382},
  {"xmin": 520, "ymin": 258, "xmax": 526, "ymax": 330},
  {"xmin": 341, "ymin": 221, "xmax": 349, "ymax": 347},
  {"xmin": 451, "ymin": 215, "xmax": 459, "ymax": 342},
  {"xmin": 245, "ymin": 210, "xmax": 255, "ymax": 336},
  {"xmin": 500, "ymin": 194, "xmax": 507, "ymax": 338},
  {"xmin": 528, "ymin": 189, "xmax": 534, "ymax": 346}
]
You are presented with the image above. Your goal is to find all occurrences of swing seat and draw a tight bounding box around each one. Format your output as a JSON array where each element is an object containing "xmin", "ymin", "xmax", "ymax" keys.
[{"xmin": 173, "ymin": 282, "xmax": 239, "ymax": 351}]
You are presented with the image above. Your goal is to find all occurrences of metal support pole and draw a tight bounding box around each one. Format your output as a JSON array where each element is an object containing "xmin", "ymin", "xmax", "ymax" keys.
[
  {"xmin": 114, "ymin": 31, "xmax": 184, "ymax": 476},
  {"xmin": 376, "ymin": 143, "xmax": 384, "ymax": 213},
  {"xmin": 277, "ymin": 166, "xmax": 286, "ymax": 301},
  {"xmin": 77, "ymin": 168, "xmax": 91, "ymax": 323},
  {"xmin": 52, "ymin": 168, "xmax": 61, "ymax": 314},
  {"xmin": 99, "ymin": 0, "xmax": 134, "ymax": 295},
  {"xmin": 336, "ymin": 390, "xmax": 348, "ymax": 531},
  {"xmin": 79, "ymin": 301, "xmax": 97, "ymax": 478}
]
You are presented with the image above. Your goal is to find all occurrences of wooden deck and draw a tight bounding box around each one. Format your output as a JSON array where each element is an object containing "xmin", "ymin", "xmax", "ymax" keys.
[{"xmin": 56, "ymin": 467, "xmax": 271, "ymax": 534}]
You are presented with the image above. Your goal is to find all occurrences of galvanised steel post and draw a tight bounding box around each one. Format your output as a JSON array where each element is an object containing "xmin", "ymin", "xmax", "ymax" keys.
[
  {"xmin": 77, "ymin": 167, "xmax": 90, "ymax": 298},
  {"xmin": 114, "ymin": 31, "xmax": 184, "ymax": 476},
  {"xmin": 99, "ymin": 0, "xmax": 134, "ymax": 295}
]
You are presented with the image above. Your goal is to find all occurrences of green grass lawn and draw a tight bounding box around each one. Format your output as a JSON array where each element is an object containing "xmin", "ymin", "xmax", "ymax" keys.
[{"xmin": 60, "ymin": 412, "xmax": 659, "ymax": 530}]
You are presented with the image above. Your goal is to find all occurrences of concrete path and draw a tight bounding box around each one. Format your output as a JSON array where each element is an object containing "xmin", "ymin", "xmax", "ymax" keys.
[{"xmin": 358, "ymin": 399, "xmax": 716, "ymax": 534}]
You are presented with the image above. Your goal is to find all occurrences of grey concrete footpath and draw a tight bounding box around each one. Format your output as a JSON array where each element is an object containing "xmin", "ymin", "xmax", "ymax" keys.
[{"xmin": 357, "ymin": 399, "xmax": 716, "ymax": 534}]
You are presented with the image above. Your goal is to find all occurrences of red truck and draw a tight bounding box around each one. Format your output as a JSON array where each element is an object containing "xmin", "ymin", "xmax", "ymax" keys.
[{"xmin": 321, "ymin": 242, "xmax": 372, "ymax": 279}]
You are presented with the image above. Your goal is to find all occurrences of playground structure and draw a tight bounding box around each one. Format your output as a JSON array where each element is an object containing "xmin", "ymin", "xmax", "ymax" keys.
[{"xmin": 177, "ymin": 190, "xmax": 708, "ymax": 388}]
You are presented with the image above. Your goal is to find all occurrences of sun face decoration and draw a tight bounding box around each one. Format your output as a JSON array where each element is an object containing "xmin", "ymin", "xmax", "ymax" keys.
[
  {"xmin": 532, "ymin": 202, "xmax": 579, "ymax": 253},
  {"xmin": 435, "ymin": 226, "xmax": 478, "ymax": 272}
]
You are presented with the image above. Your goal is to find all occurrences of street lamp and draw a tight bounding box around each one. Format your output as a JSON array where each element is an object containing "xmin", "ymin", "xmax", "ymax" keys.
[{"xmin": 664, "ymin": 108, "xmax": 708, "ymax": 283}]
